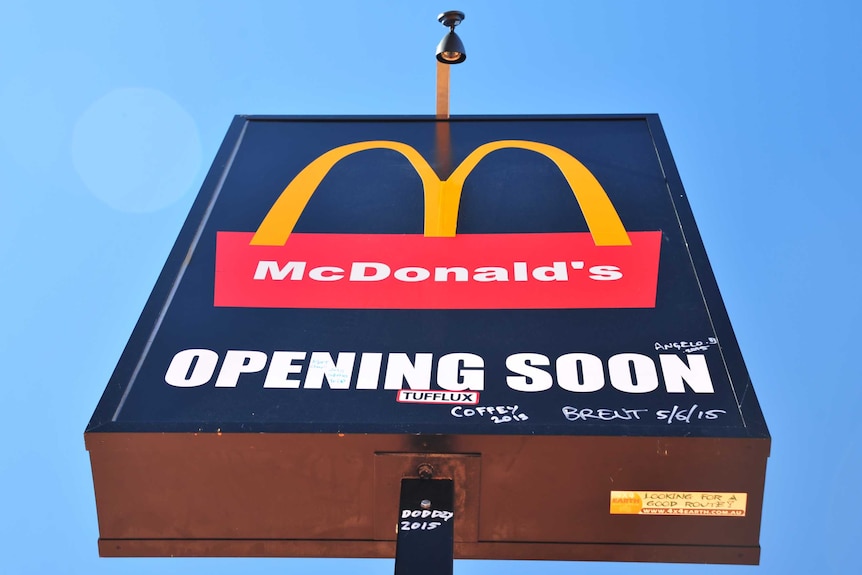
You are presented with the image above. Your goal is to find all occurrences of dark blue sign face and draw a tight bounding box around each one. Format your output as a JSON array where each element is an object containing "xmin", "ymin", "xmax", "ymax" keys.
[{"xmin": 88, "ymin": 116, "xmax": 767, "ymax": 439}]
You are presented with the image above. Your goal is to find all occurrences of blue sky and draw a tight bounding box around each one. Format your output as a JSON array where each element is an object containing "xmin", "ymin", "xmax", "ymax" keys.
[{"xmin": 1, "ymin": 1, "xmax": 860, "ymax": 573}]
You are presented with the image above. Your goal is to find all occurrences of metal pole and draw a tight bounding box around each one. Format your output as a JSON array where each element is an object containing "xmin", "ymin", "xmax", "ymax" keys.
[
  {"xmin": 435, "ymin": 62, "xmax": 453, "ymax": 178},
  {"xmin": 394, "ymin": 477, "xmax": 455, "ymax": 575},
  {"xmin": 436, "ymin": 62, "xmax": 450, "ymax": 119}
]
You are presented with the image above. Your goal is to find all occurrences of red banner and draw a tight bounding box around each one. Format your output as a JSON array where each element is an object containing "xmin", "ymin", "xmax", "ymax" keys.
[{"xmin": 215, "ymin": 231, "xmax": 661, "ymax": 309}]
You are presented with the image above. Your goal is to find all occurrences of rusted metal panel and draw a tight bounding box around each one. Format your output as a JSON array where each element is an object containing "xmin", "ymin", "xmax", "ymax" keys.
[{"xmin": 87, "ymin": 432, "xmax": 767, "ymax": 563}]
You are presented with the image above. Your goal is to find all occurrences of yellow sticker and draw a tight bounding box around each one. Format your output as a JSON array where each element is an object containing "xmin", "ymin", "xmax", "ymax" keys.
[{"xmin": 610, "ymin": 491, "xmax": 747, "ymax": 517}]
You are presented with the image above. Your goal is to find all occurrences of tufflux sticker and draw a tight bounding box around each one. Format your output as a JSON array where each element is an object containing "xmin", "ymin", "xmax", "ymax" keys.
[{"xmin": 396, "ymin": 390, "xmax": 480, "ymax": 405}]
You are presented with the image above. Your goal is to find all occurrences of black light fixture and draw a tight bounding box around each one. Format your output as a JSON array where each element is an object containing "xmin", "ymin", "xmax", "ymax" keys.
[{"xmin": 436, "ymin": 11, "xmax": 466, "ymax": 64}]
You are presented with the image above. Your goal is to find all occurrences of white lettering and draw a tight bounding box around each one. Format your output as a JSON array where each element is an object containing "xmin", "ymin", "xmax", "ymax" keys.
[
  {"xmin": 252, "ymin": 260, "xmax": 625, "ymax": 284},
  {"xmin": 305, "ymin": 352, "xmax": 356, "ymax": 389},
  {"xmin": 165, "ymin": 349, "xmax": 219, "ymax": 387},
  {"xmin": 556, "ymin": 353, "xmax": 605, "ymax": 392},
  {"xmin": 434, "ymin": 267, "xmax": 468, "ymax": 282},
  {"xmin": 394, "ymin": 267, "xmax": 431, "ymax": 282},
  {"xmin": 506, "ymin": 353, "xmax": 553, "ymax": 392},
  {"xmin": 589, "ymin": 265, "xmax": 622, "ymax": 280},
  {"xmin": 608, "ymin": 353, "xmax": 659, "ymax": 393},
  {"xmin": 254, "ymin": 260, "xmax": 305, "ymax": 280},
  {"xmin": 532, "ymin": 261, "xmax": 568, "ymax": 281},
  {"xmin": 214, "ymin": 350, "xmax": 268, "ymax": 388},
  {"xmin": 350, "ymin": 262, "xmax": 390, "ymax": 281},
  {"xmin": 659, "ymin": 354, "xmax": 714, "ymax": 393},
  {"xmin": 473, "ymin": 267, "xmax": 509, "ymax": 282},
  {"xmin": 384, "ymin": 353, "xmax": 433, "ymax": 390},
  {"xmin": 163, "ymin": 350, "xmax": 713, "ymax": 396},
  {"xmin": 437, "ymin": 353, "xmax": 485, "ymax": 391},
  {"xmin": 355, "ymin": 352, "xmax": 383, "ymax": 389},
  {"xmin": 308, "ymin": 266, "xmax": 344, "ymax": 281},
  {"xmin": 263, "ymin": 351, "xmax": 307, "ymax": 389}
]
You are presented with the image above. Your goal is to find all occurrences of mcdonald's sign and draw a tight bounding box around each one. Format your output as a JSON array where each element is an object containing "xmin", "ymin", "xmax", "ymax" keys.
[
  {"xmin": 214, "ymin": 140, "xmax": 662, "ymax": 309},
  {"xmin": 86, "ymin": 116, "xmax": 769, "ymax": 564}
]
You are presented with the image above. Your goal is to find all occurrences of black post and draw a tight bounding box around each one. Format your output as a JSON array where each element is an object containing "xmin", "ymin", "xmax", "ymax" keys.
[{"xmin": 394, "ymin": 477, "xmax": 455, "ymax": 575}]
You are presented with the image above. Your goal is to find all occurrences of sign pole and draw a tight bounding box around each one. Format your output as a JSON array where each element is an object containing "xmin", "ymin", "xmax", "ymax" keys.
[
  {"xmin": 436, "ymin": 61, "xmax": 450, "ymax": 119},
  {"xmin": 394, "ymin": 473, "xmax": 455, "ymax": 575},
  {"xmin": 435, "ymin": 62, "xmax": 453, "ymax": 178}
]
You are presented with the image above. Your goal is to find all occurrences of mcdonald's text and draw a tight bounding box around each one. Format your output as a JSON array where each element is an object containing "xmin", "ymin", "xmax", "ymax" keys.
[
  {"xmin": 164, "ymin": 349, "xmax": 715, "ymax": 395},
  {"xmin": 253, "ymin": 260, "xmax": 623, "ymax": 282}
]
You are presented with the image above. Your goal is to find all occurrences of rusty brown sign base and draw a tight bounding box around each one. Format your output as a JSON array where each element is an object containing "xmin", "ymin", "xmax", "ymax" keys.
[{"xmin": 86, "ymin": 432, "xmax": 768, "ymax": 564}]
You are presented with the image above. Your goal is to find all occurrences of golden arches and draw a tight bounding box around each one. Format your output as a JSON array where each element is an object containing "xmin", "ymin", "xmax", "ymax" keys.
[{"xmin": 250, "ymin": 140, "xmax": 631, "ymax": 247}]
